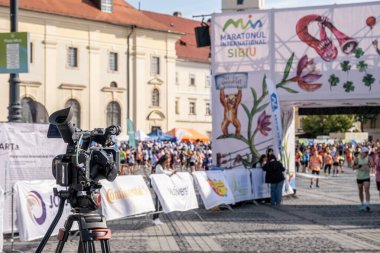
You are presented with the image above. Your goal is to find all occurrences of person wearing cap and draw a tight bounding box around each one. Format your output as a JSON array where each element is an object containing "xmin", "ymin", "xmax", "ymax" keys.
[{"xmin": 353, "ymin": 147, "xmax": 373, "ymax": 211}]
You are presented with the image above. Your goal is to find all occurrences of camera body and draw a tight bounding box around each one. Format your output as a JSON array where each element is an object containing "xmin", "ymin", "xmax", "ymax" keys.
[{"xmin": 48, "ymin": 107, "xmax": 120, "ymax": 212}]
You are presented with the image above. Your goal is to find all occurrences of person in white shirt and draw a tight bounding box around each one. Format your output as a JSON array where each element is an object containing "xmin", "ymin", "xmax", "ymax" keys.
[{"xmin": 152, "ymin": 154, "xmax": 176, "ymax": 225}]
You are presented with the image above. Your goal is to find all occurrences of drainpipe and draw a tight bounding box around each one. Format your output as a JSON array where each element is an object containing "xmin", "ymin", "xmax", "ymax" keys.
[{"xmin": 126, "ymin": 26, "xmax": 135, "ymax": 122}]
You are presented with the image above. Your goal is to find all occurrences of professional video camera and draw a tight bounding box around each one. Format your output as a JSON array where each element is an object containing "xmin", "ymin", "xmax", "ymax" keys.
[{"xmin": 47, "ymin": 107, "xmax": 121, "ymax": 212}]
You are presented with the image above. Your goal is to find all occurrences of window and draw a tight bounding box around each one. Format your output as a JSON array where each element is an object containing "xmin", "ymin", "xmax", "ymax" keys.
[
  {"xmin": 30, "ymin": 42, "xmax": 33, "ymax": 63},
  {"xmin": 189, "ymin": 74, "xmax": 196, "ymax": 86},
  {"xmin": 151, "ymin": 56, "xmax": 160, "ymax": 76},
  {"xmin": 176, "ymin": 72, "xmax": 179, "ymax": 85},
  {"xmin": 175, "ymin": 100, "xmax": 179, "ymax": 114},
  {"xmin": 205, "ymin": 102, "xmax": 211, "ymax": 115},
  {"xmin": 205, "ymin": 75, "xmax": 210, "ymax": 87},
  {"xmin": 110, "ymin": 81, "xmax": 118, "ymax": 88},
  {"xmin": 189, "ymin": 102, "xmax": 196, "ymax": 115},
  {"xmin": 237, "ymin": 0, "xmax": 244, "ymax": 5},
  {"xmin": 109, "ymin": 52, "xmax": 118, "ymax": 71},
  {"xmin": 21, "ymin": 97, "xmax": 34, "ymax": 123},
  {"xmin": 152, "ymin": 88, "xmax": 160, "ymax": 107},
  {"xmin": 65, "ymin": 99, "xmax": 81, "ymax": 128},
  {"xmin": 67, "ymin": 47, "xmax": 78, "ymax": 68},
  {"xmin": 101, "ymin": 0, "xmax": 113, "ymax": 13},
  {"xmin": 106, "ymin": 101, "xmax": 121, "ymax": 126}
]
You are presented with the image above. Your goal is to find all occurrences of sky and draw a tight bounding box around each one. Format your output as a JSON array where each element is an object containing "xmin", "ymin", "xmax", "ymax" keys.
[{"xmin": 127, "ymin": 0, "xmax": 380, "ymax": 20}]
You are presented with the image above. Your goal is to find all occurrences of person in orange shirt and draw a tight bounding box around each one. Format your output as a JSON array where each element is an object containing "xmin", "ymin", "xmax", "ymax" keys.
[
  {"xmin": 310, "ymin": 150, "xmax": 323, "ymax": 188},
  {"xmin": 323, "ymin": 151, "xmax": 333, "ymax": 176}
]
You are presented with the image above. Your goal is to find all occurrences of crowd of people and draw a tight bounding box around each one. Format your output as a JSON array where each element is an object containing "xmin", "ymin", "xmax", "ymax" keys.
[
  {"xmin": 117, "ymin": 139, "xmax": 213, "ymax": 176},
  {"xmin": 295, "ymin": 140, "xmax": 380, "ymax": 211},
  {"xmin": 116, "ymin": 138, "xmax": 380, "ymax": 211}
]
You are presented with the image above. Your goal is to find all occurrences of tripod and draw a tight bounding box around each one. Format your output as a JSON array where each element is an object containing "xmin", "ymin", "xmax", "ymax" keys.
[
  {"xmin": 36, "ymin": 192, "xmax": 112, "ymax": 253},
  {"xmin": 55, "ymin": 212, "xmax": 111, "ymax": 253}
]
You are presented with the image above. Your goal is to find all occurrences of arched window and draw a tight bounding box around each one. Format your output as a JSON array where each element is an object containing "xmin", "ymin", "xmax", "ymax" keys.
[
  {"xmin": 65, "ymin": 99, "xmax": 81, "ymax": 128},
  {"xmin": 107, "ymin": 101, "xmax": 121, "ymax": 126},
  {"xmin": 152, "ymin": 88, "xmax": 159, "ymax": 107},
  {"xmin": 21, "ymin": 97, "xmax": 34, "ymax": 123},
  {"xmin": 110, "ymin": 81, "xmax": 118, "ymax": 88}
]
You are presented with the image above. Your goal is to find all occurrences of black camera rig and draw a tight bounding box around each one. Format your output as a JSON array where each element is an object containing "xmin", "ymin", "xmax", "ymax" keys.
[{"xmin": 48, "ymin": 107, "xmax": 120, "ymax": 212}]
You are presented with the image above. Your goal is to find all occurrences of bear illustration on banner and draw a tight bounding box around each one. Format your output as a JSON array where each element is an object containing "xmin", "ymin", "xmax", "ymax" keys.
[{"xmin": 220, "ymin": 88, "xmax": 242, "ymax": 137}]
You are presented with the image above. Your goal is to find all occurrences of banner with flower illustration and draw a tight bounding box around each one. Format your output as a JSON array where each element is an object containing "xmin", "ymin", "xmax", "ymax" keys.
[
  {"xmin": 273, "ymin": 3, "xmax": 380, "ymax": 103},
  {"xmin": 211, "ymin": 2, "xmax": 380, "ymax": 171}
]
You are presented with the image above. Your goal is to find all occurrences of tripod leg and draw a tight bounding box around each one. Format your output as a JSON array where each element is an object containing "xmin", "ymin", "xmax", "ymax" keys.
[
  {"xmin": 78, "ymin": 240, "xmax": 96, "ymax": 253},
  {"xmin": 100, "ymin": 240, "xmax": 111, "ymax": 253},
  {"xmin": 55, "ymin": 215, "xmax": 75, "ymax": 253}
]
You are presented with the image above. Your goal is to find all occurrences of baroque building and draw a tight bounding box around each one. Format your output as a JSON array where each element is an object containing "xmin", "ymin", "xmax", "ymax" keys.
[{"xmin": 0, "ymin": 0, "xmax": 211, "ymax": 138}]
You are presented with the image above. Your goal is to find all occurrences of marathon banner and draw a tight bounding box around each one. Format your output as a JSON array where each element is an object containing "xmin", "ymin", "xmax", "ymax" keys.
[
  {"xmin": 250, "ymin": 168, "xmax": 270, "ymax": 199},
  {"xmin": 14, "ymin": 180, "xmax": 73, "ymax": 241},
  {"xmin": 150, "ymin": 172, "xmax": 198, "ymax": 213},
  {"xmin": 0, "ymin": 186, "xmax": 4, "ymax": 252},
  {"xmin": 100, "ymin": 175, "xmax": 155, "ymax": 220},
  {"xmin": 193, "ymin": 171, "xmax": 235, "ymax": 209},
  {"xmin": 224, "ymin": 167, "xmax": 253, "ymax": 202},
  {"xmin": 0, "ymin": 123, "xmax": 66, "ymax": 233},
  {"xmin": 266, "ymin": 78, "xmax": 283, "ymax": 160}
]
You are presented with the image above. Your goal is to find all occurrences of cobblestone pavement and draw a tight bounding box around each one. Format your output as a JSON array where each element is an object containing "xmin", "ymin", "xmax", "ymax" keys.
[{"xmin": 3, "ymin": 169, "xmax": 380, "ymax": 252}]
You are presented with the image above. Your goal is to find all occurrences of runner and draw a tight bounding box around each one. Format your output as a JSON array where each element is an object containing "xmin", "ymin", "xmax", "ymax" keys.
[
  {"xmin": 309, "ymin": 150, "xmax": 323, "ymax": 188},
  {"xmin": 323, "ymin": 151, "xmax": 333, "ymax": 176},
  {"xmin": 352, "ymin": 147, "xmax": 372, "ymax": 211}
]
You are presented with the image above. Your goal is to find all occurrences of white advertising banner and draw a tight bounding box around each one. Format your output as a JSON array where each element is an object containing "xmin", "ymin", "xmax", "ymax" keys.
[
  {"xmin": 192, "ymin": 171, "xmax": 235, "ymax": 210},
  {"xmin": 14, "ymin": 180, "xmax": 73, "ymax": 241},
  {"xmin": 250, "ymin": 168, "xmax": 270, "ymax": 199},
  {"xmin": 0, "ymin": 123, "xmax": 66, "ymax": 233},
  {"xmin": 150, "ymin": 172, "xmax": 198, "ymax": 213},
  {"xmin": 267, "ymin": 79, "xmax": 283, "ymax": 159},
  {"xmin": 224, "ymin": 167, "xmax": 253, "ymax": 202},
  {"xmin": 100, "ymin": 175, "xmax": 155, "ymax": 220},
  {"xmin": 0, "ymin": 186, "xmax": 4, "ymax": 252}
]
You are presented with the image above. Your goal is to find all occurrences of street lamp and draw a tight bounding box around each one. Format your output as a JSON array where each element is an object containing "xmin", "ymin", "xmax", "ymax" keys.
[{"xmin": 8, "ymin": 0, "xmax": 22, "ymax": 122}]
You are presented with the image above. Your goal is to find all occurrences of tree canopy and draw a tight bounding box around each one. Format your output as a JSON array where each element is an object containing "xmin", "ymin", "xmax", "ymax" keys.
[{"xmin": 301, "ymin": 115, "xmax": 356, "ymax": 138}]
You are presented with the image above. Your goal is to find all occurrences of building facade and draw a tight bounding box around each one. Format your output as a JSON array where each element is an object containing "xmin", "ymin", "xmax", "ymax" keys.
[{"xmin": 0, "ymin": 0, "xmax": 212, "ymax": 139}]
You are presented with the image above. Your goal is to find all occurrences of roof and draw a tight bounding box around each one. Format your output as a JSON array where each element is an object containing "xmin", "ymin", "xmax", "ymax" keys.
[
  {"xmin": 0, "ymin": 0, "xmax": 171, "ymax": 32},
  {"xmin": 143, "ymin": 11, "xmax": 210, "ymax": 63}
]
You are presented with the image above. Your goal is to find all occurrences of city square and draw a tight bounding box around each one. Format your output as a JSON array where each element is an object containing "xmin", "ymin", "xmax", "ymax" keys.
[{"xmin": 1, "ymin": 0, "xmax": 380, "ymax": 253}]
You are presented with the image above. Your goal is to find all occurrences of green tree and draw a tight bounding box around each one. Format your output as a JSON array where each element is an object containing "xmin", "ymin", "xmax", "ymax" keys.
[{"xmin": 301, "ymin": 115, "xmax": 356, "ymax": 138}]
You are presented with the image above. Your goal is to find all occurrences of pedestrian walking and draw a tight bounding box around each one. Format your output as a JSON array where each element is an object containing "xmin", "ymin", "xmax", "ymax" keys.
[
  {"xmin": 353, "ymin": 147, "xmax": 372, "ymax": 211},
  {"xmin": 309, "ymin": 150, "xmax": 322, "ymax": 188},
  {"xmin": 262, "ymin": 154, "xmax": 285, "ymax": 206}
]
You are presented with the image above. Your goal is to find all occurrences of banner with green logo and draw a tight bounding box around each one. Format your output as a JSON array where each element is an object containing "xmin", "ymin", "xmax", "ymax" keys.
[{"xmin": 0, "ymin": 32, "xmax": 29, "ymax": 73}]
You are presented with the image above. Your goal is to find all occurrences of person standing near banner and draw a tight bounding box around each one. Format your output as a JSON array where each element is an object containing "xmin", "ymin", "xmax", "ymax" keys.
[
  {"xmin": 262, "ymin": 154, "xmax": 285, "ymax": 206},
  {"xmin": 309, "ymin": 150, "xmax": 322, "ymax": 188},
  {"xmin": 152, "ymin": 154, "xmax": 176, "ymax": 225}
]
